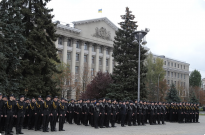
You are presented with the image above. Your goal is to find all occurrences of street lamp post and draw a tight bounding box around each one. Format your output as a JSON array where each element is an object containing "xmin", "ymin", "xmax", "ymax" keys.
[
  {"xmin": 133, "ymin": 28, "xmax": 150, "ymax": 102},
  {"xmin": 158, "ymin": 74, "xmax": 161, "ymax": 102}
]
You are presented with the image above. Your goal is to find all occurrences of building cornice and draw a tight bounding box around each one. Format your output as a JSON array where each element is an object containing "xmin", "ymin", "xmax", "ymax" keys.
[
  {"xmin": 57, "ymin": 24, "xmax": 81, "ymax": 34},
  {"xmin": 72, "ymin": 17, "xmax": 118, "ymax": 31}
]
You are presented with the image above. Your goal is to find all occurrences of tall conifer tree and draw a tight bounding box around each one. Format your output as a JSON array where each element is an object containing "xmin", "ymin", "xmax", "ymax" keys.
[
  {"xmin": 0, "ymin": 0, "xmax": 26, "ymax": 95},
  {"xmin": 165, "ymin": 84, "xmax": 181, "ymax": 103},
  {"xmin": 106, "ymin": 7, "xmax": 147, "ymax": 100},
  {"xmin": 20, "ymin": 0, "xmax": 60, "ymax": 97}
]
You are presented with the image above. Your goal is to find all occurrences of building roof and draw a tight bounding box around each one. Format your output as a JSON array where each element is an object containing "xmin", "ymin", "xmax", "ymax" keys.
[
  {"xmin": 72, "ymin": 17, "xmax": 118, "ymax": 31},
  {"xmin": 56, "ymin": 24, "xmax": 81, "ymax": 34}
]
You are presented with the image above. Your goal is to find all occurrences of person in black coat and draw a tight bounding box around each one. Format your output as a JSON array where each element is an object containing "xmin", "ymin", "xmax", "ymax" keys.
[
  {"xmin": 42, "ymin": 95, "xmax": 51, "ymax": 132},
  {"xmin": 50, "ymin": 96, "xmax": 59, "ymax": 131},
  {"xmin": 110, "ymin": 100, "xmax": 117, "ymax": 127},
  {"xmin": 120, "ymin": 101, "xmax": 126, "ymax": 127},
  {"xmin": 35, "ymin": 96, "xmax": 43, "ymax": 131},
  {"xmin": 28, "ymin": 97, "xmax": 36, "ymax": 130},
  {"xmin": 94, "ymin": 102, "xmax": 100, "ymax": 129},
  {"xmin": 59, "ymin": 98, "xmax": 66, "ymax": 131}
]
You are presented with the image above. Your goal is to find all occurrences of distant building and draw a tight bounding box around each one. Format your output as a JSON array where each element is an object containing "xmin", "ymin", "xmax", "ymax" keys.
[
  {"xmin": 202, "ymin": 78, "xmax": 205, "ymax": 90},
  {"xmin": 153, "ymin": 54, "xmax": 190, "ymax": 98}
]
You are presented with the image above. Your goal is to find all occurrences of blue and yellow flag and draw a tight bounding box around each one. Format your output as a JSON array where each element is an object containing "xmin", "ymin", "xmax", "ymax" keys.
[{"xmin": 98, "ymin": 9, "xmax": 102, "ymax": 13}]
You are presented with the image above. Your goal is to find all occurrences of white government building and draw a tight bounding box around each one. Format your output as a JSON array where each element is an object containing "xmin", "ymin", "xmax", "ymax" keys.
[{"xmin": 54, "ymin": 17, "xmax": 190, "ymax": 99}]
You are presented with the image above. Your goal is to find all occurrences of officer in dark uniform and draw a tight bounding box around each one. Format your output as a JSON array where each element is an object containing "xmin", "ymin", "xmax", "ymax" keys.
[
  {"xmin": 196, "ymin": 103, "xmax": 199, "ymax": 123},
  {"xmin": 23, "ymin": 98, "xmax": 29, "ymax": 129},
  {"xmin": 178, "ymin": 102, "xmax": 183, "ymax": 123},
  {"xmin": 42, "ymin": 95, "xmax": 51, "ymax": 132},
  {"xmin": 137, "ymin": 100, "xmax": 143, "ymax": 125},
  {"xmin": 50, "ymin": 96, "xmax": 59, "ymax": 132},
  {"xmin": 15, "ymin": 95, "xmax": 26, "ymax": 134},
  {"xmin": 68, "ymin": 99, "xmax": 74, "ymax": 124},
  {"xmin": 99, "ymin": 99, "xmax": 105, "ymax": 128},
  {"xmin": 83, "ymin": 99, "xmax": 89, "ymax": 126},
  {"xmin": 117, "ymin": 101, "xmax": 122, "ymax": 124},
  {"xmin": 5, "ymin": 94, "xmax": 16, "ymax": 135},
  {"xmin": 185, "ymin": 102, "xmax": 189, "ymax": 123},
  {"xmin": 28, "ymin": 97, "xmax": 36, "ymax": 130},
  {"xmin": 94, "ymin": 101, "xmax": 100, "ymax": 129},
  {"xmin": 105, "ymin": 99, "xmax": 111, "ymax": 128},
  {"xmin": 110, "ymin": 99, "xmax": 117, "ymax": 127},
  {"xmin": 157, "ymin": 102, "xmax": 161, "ymax": 124},
  {"xmin": 127, "ymin": 101, "xmax": 133, "ymax": 126},
  {"xmin": 35, "ymin": 95, "xmax": 43, "ymax": 131},
  {"xmin": 161, "ymin": 102, "xmax": 166, "ymax": 124},
  {"xmin": 1, "ymin": 95, "xmax": 7, "ymax": 133},
  {"xmin": 120, "ymin": 101, "xmax": 126, "ymax": 127},
  {"xmin": 0, "ymin": 93, "xmax": 3, "ymax": 133},
  {"xmin": 59, "ymin": 98, "xmax": 66, "ymax": 131},
  {"xmin": 89, "ymin": 99, "xmax": 94, "ymax": 127},
  {"xmin": 150, "ymin": 102, "xmax": 155, "ymax": 125}
]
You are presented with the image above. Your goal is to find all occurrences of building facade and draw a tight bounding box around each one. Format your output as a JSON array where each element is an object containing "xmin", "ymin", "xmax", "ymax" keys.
[
  {"xmin": 54, "ymin": 17, "xmax": 117, "ymax": 99},
  {"xmin": 153, "ymin": 54, "xmax": 190, "ymax": 98},
  {"xmin": 202, "ymin": 78, "xmax": 205, "ymax": 90}
]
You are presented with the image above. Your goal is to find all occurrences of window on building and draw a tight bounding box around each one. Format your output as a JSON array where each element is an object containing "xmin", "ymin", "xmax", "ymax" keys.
[
  {"xmin": 76, "ymin": 41, "xmax": 80, "ymax": 48},
  {"xmin": 106, "ymin": 70, "xmax": 108, "ymax": 73},
  {"xmin": 175, "ymin": 81, "xmax": 176, "ymax": 85},
  {"xmin": 171, "ymin": 72, "xmax": 173, "ymax": 77},
  {"xmin": 99, "ymin": 46, "xmax": 103, "ymax": 53},
  {"xmin": 168, "ymin": 62, "xmax": 170, "ymax": 66},
  {"xmin": 181, "ymin": 74, "xmax": 182, "ymax": 79},
  {"xmin": 106, "ymin": 59, "xmax": 108, "ymax": 66},
  {"xmin": 175, "ymin": 63, "xmax": 176, "ymax": 67},
  {"xmin": 84, "ymin": 43, "xmax": 88, "ymax": 50},
  {"xmin": 181, "ymin": 82, "xmax": 183, "ymax": 87},
  {"xmin": 175, "ymin": 72, "xmax": 176, "ymax": 78},
  {"xmin": 184, "ymin": 82, "xmax": 185, "ymax": 88},
  {"xmin": 67, "ymin": 52, "xmax": 71, "ymax": 60},
  {"xmin": 171, "ymin": 62, "xmax": 173, "ymax": 66},
  {"xmin": 58, "ymin": 37, "xmax": 63, "ymax": 45},
  {"xmin": 99, "ymin": 58, "xmax": 102, "ymax": 65},
  {"xmin": 67, "ymin": 39, "xmax": 71, "ymax": 47},
  {"xmin": 92, "ymin": 56, "xmax": 95, "ymax": 64},
  {"xmin": 106, "ymin": 49, "xmax": 109, "ymax": 55},
  {"xmin": 164, "ymin": 61, "xmax": 166, "ymax": 65},
  {"xmin": 168, "ymin": 80, "xmax": 170, "ymax": 85},
  {"xmin": 75, "ymin": 66, "xmax": 79, "ymax": 74},
  {"xmin": 184, "ymin": 65, "xmax": 185, "ymax": 69},
  {"xmin": 84, "ymin": 55, "xmax": 87, "ymax": 63},
  {"xmin": 178, "ymin": 64, "xmax": 179, "ymax": 68},
  {"xmin": 91, "ymin": 68, "xmax": 94, "ymax": 76},
  {"xmin": 178, "ymin": 73, "xmax": 179, "ymax": 78},
  {"xmin": 58, "ymin": 50, "xmax": 63, "ymax": 61},
  {"xmin": 76, "ymin": 54, "xmax": 79, "ymax": 61},
  {"xmin": 92, "ymin": 46, "xmax": 95, "ymax": 52},
  {"xmin": 184, "ymin": 74, "xmax": 185, "ymax": 79},
  {"xmin": 168, "ymin": 71, "xmax": 170, "ymax": 76},
  {"xmin": 181, "ymin": 65, "xmax": 182, "ymax": 69}
]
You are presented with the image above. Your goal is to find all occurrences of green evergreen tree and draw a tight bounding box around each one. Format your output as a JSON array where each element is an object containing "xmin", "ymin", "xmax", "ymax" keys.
[
  {"xmin": 20, "ymin": 0, "xmax": 60, "ymax": 97},
  {"xmin": 189, "ymin": 69, "xmax": 201, "ymax": 87},
  {"xmin": 0, "ymin": 0, "xmax": 26, "ymax": 95},
  {"xmin": 165, "ymin": 84, "xmax": 181, "ymax": 102},
  {"xmin": 106, "ymin": 7, "xmax": 148, "ymax": 101},
  {"xmin": 189, "ymin": 90, "xmax": 199, "ymax": 104}
]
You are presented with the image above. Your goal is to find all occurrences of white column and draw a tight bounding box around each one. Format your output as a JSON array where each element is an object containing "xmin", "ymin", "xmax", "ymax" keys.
[
  {"xmin": 71, "ymin": 39, "xmax": 77, "ymax": 75},
  {"xmin": 80, "ymin": 41, "xmax": 85, "ymax": 75},
  {"xmin": 71, "ymin": 39, "xmax": 77, "ymax": 99},
  {"xmin": 109, "ymin": 49, "xmax": 113, "ymax": 73},
  {"xmin": 55, "ymin": 38, "xmax": 58, "ymax": 48},
  {"xmin": 102, "ymin": 46, "xmax": 106, "ymax": 72},
  {"xmin": 63, "ymin": 37, "xmax": 68, "ymax": 64},
  {"xmin": 95, "ymin": 45, "xmax": 99, "ymax": 75},
  {"xmin": 88, "ymin": 43, "xmax": 92, "ymax": 70}
]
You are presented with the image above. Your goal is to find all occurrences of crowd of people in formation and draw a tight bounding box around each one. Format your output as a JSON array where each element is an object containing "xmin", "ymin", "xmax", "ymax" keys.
[{"xmin": 0, "ymin": 93, "xmax": 200, "ymax": 135}]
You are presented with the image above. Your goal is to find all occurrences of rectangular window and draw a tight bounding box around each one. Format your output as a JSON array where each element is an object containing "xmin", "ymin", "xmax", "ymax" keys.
[
  {"xmin": 67, "ymin": 39, "xmax": 71, "ymax": 47},
  {"xmin": 181, "ymin": 65, "xmax": 182, "ymax": 69},
  {"xmin": 168, "ymin": 71, "xmax": 170, "ymax": 76},
  {"xmin": 67, "ymin": 52, "xmax": 71, "ymax": 60},
  {"xmin": 99, "ymin": 46, "xmax": 103, "ymax": 53},
  {"xmin": 76, "ymin": 54, "xmax": 79, "ymax": 61},
  {"xmin": 174, "ymin": 81, "xmax": 176, "ymax": 85},
  {"xmin": 171, "ymin": 62, "xmax": 173, "ymax": 66},
  {"xmin": 175, "ymin": 73, "xmax": 176, "ymax": 78},
  {"xmin": 92, "ymin": 46, "xmax": 95, "ymax": 52},
  {"xmin": 84, "ymin": 43, "xmax": 88, "ymax": 50},
  {"xmin": 171, "ymin": 80, "xmax": 173, "ymax": 84},
  {"xmin": 181, "ymin": 82, "xmax": 183, "ymax": 86},
  {"xmin": 76, "ymin": 41, "xmax": 79, "ymax": 48},
  {"xmin": 106, "ymin": 59, "xmax": 108, "ymax": 66},
  {"xmin": 75, "ymin": 66, "xmax": 79, "ymax": 74},
  {"xmin": 181, "ymin": 74, "xmax": 182, "ymax": 79},
  {"xmin": 99, "ymin": 58, "xmax": 102, "ymax": 65},
  {"xmin": 168, "ymin": 62, "xmax": 170, "ymax": 66},
  {"xmin": 175, "ymin": 63, "xmax": 176, "ymax": 67},
  {"xmin": 106, "ymin": 49, "xmax": 109, "ymax": 55},
  {"xmin": 184, "ymin": 74, "xmax": 185, "ymax": 79},
  {"xmin": 184, "ymin": 82, "xmax": 185, "ymax": 87},
  {"xmin": 92, "ymin": 56, "xmax": 95, "ymax": 64},
  {"xmin": 168, "ymin": 80, "xmax": 170, "ymax": 85},
  {"xmin": 58, "ymin": 37, "xmax": 63, "ymax": 45},
  {"xmin": 84, "ymin": 55, "xmax": 87, "ymax": 63},
  {"xmin": 178, "ymin": 64, "xmax": 179, "ymax": 68},
  {"xmin": 164, "ymin": 61, "xmax": 166, "ymax": 65},
  {"xmin": 184, "ymin": 65, "xmax": 185, "ymax": 69},
  {"xmin": 91, "ymin": 68, "xmax": 94, "ymax": 76},
  {"xmin": 171, "ymin": 72, "xmax": 173, "ymax": 77},
  {"xmin": 106, "ymin": 70, "xmax": 108, "ymax": 73}
]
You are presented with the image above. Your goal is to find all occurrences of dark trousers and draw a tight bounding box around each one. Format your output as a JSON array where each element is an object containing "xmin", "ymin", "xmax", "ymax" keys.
[
  {"xmin": 50, "ymin": 112, "xmax": 57, "ymax": 131},
  {"xmin": 77, "ymin": 113, "xmax": 82, "ymax": 125},
  {"xmin": 5, "ymin": 113, "xmax": 13, "ymax": 134},
  {"xmin": 137, "ymin": 114, "xmax": 141, "ymax": 125},
  {"xmin": 105, "ymin": 114, "xmax": 110, "ymax": 127},
  {"xmin": 42, "ymin": 113, "xmax": 49, "ymax": 131},
  {"xmin": 0, "ymin": 113, "xmax": 2, "ymax": 132},
  {"xmin": 35, "ymin": 113, "xmax": 42, "ymax": 130},
  {"xmin": 196, "ymin": 114, "xmax": 199, "ymax": 122},
  {"xmin": 127, "ymin": 113, "xmax": 132, "ymax": 126},
  {"xmin": 28, "ymin": 112, "xmax": 35, "ymax": 129},
  {"xmin": 69, "ymin": 112, "xmax": 73, "ymax": 124},
  {"xmin": 94, "ymin": 113, "xmax": 99, "ymax": 128},
  {"xmin": 121, "ymin": 114, "xmax": 125, "ymax": 126},
  {"xmin": 133, "ymin": 114, "xmax": 137, "ymax": 125},
  {"xmin": 150, "ymin": 114, "xmax": 153, "ymax": 125},
  {"xmin": 100, "ymin": 114, "xmax": 105, "ymax": 127},
  {"xmin": 161, "ymin": 114, "xmax": 165, "ymax": 124},
  {"xmin": 157, "ymin": 114, "xmax": 160, "ymax": 124},
  {"xmin": 59, "ymin": 113, "xmax": 65, "ymax": 130},
  {"xmin": 16, "ymin": 114, "xmax": 24, "ymax": 133},
  {"xmin": 84, "ymin": 113, "xmax": 88, "ymax": 125},
  {"xmin": 111, "ymin": 114, "xmax": 116, "ymax": 127},
  {"xmin": 23, "ymin": 115, "xmax": 28, "ymax": 128}
]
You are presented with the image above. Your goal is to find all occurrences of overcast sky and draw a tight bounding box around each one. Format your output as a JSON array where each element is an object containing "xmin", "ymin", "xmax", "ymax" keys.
[{"xmin": 47, "ymin": 0, "xmax": 205, "ymax": 79}]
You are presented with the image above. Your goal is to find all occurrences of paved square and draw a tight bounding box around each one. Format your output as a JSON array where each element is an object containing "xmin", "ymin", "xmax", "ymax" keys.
[{"xmin": 21, "ymin": 116, "xmax": 205, "ymax": 135}]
